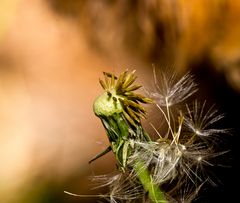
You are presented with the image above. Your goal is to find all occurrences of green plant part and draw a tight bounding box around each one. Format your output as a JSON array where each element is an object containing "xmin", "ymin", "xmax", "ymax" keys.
[
  {"xmin": 91, "ymin": 70, "xmax": 152, "ymax": 168},
  {"xmin": 91, "ymin": 70, "xmax": 167, "ymax": 203}
]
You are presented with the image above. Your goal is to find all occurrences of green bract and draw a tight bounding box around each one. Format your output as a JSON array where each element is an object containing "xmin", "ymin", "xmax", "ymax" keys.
[{"xmin": 91, "ymin": 70, "xmax": 153, "ymax": 168}]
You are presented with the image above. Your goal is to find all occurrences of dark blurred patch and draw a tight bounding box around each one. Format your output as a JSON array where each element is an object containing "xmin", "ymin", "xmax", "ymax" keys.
[
  {"xmin": 48, "ymin": 0, "xmax": 84, "ymax": 17},
  {"xmin": 0, "ymin": 51, "xmax": 16, "ymax": 74},
  {"xmin": 190, "ymin": 60, "xmax": 240, "ymax": 203},
  {"xmin": 47, "ymin": 0, "xmax": 176, "ymax": 63}
]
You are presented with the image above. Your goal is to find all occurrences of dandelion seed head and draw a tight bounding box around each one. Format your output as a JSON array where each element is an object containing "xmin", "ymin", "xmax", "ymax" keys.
[{"xmin": 141, "ymin": 79, "xmax": 227, "ymax": 200}]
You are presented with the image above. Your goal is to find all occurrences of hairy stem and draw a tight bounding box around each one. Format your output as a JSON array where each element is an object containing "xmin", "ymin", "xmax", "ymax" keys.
[{"xmin": 134, "ymin": 161, "xmax": 167, "ymax": 203}]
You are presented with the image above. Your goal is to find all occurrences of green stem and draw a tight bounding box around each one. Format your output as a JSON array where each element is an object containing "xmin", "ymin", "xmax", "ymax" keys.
[{"xmin": 134, "ymin": 161, "xmax": 167, "ymax": 203}]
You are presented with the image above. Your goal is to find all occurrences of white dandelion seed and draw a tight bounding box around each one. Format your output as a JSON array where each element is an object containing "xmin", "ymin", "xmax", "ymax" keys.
[
  {"xmin": 173, "ymin": 140, "xmax": 230, "ymax": 190},
  {"xmin": 183, "ymin": 100, "xmax": 229, "ymax": 149},
  {"xmin": 170, "ymin": 181, "xmax": 206, "ymax": 203},
  {"xmin": 151, "ymin": 68, "xmax": 198, "ymax": 107},
  {"xmin": 90, "ymin": 171, "xmax": 145, "ymax": 203}
]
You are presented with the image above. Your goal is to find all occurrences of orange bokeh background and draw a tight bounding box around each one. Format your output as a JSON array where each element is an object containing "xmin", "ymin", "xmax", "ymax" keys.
[{"xmin": 0, "ymin": 1, "xmax": 239, "ymax": 202}]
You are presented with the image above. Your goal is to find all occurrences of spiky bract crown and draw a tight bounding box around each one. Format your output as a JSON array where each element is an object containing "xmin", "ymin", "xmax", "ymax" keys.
[{"xmin": 96, "ymin": 70, "xmax": 152, "ymax": 126}]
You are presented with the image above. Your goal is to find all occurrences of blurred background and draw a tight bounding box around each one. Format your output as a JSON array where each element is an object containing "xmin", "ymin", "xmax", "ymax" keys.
[{"xmin": 0, "ymin": 0, "xmax": 239, "ymax": 202}]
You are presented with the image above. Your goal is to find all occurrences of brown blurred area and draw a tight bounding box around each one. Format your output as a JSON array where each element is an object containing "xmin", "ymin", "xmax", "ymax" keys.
[
  {"xmin": 50, "ymin": 0, "xmax": 240, "ymax": 92},
  {"xmin": 0, "ymin": 0, "xmax": 239, "ymax": 203},
  {"xmin": 0, "ymin": 1, "xmax": 116, "ymax": 203}
]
